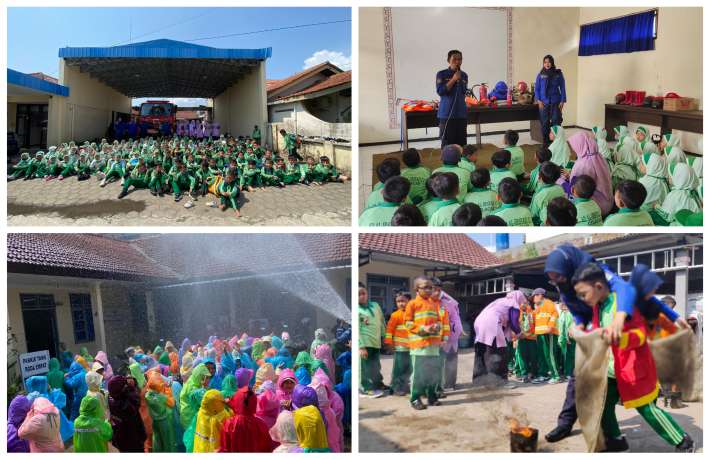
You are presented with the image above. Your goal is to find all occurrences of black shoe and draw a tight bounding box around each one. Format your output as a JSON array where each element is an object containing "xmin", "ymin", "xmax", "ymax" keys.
[
  {"xmin": 117, "ymin": 190, "xmax": 128, "ymax": 199},
  {"xmin": 545, "ymin": 425, "xmax": 572, "ymax": 443},
  {"xmin": 158, "ymin": 191, "xmax": 164, "ymax": 197},
  {"xmin": 676, "ymin": 434, "xmax": 695, "ymax": 453},
  {"xmin": 411, "ymin": 399, "xmax": 426, "ymax": 410},
  {"xmin": 602, "ymin": 436, "xmax": 629, "ymax": 452},
  {"xmin": 436, "ymin": 391, "xmax": 447, "ymax": 399},
  {"xmin": 174, "ymin": 194, "xmax": 182, "ymax": 202},
  {"xmin": 150, "ymin": 189, "xmax": 158, "ymax": 196},
  {"xmin": 394, "ymin": 390, "xmax": 407, "ymax": 397},
  {"xmin": 427, "ymin": 398, "xmax": 442, "ymax": 406}
]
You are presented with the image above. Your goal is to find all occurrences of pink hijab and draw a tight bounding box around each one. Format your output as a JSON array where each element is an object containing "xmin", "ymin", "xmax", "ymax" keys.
[
  {"xmin": 276, "ymin": 368, "xmax": 296, "ymax": 403},
  {"xmin": 94, "ymin": 351, "xmax": 113, "ymax": 381},
  {"xmin": 568, "ymin": 131, "xmax": 614, "ymax": 216},
  {"xmin": 255, "ymin": 381, "xmax": 280, "ymax": 429},
  {"xmin": 309, "ymin": 368, "xmax": 344, "ymax": 453}
]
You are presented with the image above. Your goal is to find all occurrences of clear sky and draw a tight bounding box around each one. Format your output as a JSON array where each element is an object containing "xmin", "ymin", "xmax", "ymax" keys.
[
  {"xmin": 8, "ymin": 7, "xmax": 351, "ymax": 106},
  {"xmin": 468, "ymin": 234, "xmax": 526, "ymax": 252}
]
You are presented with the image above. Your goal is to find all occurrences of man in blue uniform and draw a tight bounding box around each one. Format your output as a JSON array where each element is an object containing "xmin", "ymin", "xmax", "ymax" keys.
[{"xmin": 436, "ymin": 50, "xmax": 468, "ymax": 148}]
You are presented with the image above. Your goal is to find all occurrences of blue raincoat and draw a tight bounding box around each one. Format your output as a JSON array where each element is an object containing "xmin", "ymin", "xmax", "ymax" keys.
[
  {"xmin": 64, "ymin": 361, "xmax": 88, "ymax": 420},
  {"xmin": 25, "ymin": 375, "xmax": 74, "ymax": 441}
]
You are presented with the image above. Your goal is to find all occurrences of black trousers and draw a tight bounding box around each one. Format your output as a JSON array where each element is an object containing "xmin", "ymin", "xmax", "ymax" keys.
[
  {"xmin": 443, "ymin": 348, "xmax": 458, "ymax": 389},
  {"xmin": 439, "ymin": 117, "xmax": 468, "ymax": 148},
  {"xmin": 557, "ymin": 373, "xmax": 578, "ymax": 429},
  {"xmin": 539, "ymin": 103, "xmax": 563, "ymax": 145},
  {"xmin": 473, "ymin": 340, "xmax": 508, "ymax": 382}
]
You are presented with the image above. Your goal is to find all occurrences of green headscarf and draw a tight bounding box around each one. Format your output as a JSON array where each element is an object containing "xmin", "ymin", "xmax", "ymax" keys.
[
  {"xmin": 294, "ymin": 351, "xmax": 313, "ymax": 372},
  {"xmin": 660, "ymin": 163, "xmax": 702, "ymax": 222},
  {"xmin": 592, "ymin": 126, "xmax": 613, "ymax": 162},
  {"xmin": 549, "ymin": 125, "xmax": 571, "ymax": 167},
  {"xmin": 220, "ymin": 374, "xmax": 238, "ymax": 400},
  {"xmin": 251, "ymin": 340, "xmax": 266, "ymax": 361},
  {"xmin": 663, "ymin": 133, "xmax": 687, "ymax": 169},
  {"xmin": 153, "ymin": 345, "xmax": 164, "ymax": 357},
  {"xmin": 639, "ymin": 154, "xmax": 670, "ymax": 210},
  {"xmin": 129, "ymin": 362, "xmax": 146, "ymax": 389},
  {"xmin": 159, "ymin": 351, "xmax": 171, "ymax": 366},
  {"xmin": 80, "ymin": 346, "xmax": 94, "ymax": 362},
  {"xmin": 47, "ymin": 357, "xmax": 64, "ymax": 390}
]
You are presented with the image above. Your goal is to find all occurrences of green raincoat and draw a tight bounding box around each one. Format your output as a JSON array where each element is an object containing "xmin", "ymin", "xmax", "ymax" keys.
[
  {"xmin": 182, "ymin": 388, "xmax": 207, "ymax": 453},
  {"xmin": 47, "ymin": 358, "xmax": 64, "ymax": 390},
  {"xmin": 658, "ymin": 163, "xmax": 702, "ymax": 225},
  {"xmin": 220, "ymin": 374, "xmax": 238, "ymax": 400},
  {"xmin": 129, "ymin": 363, "xmax": 146, "ymax": 389},
  {"xmin": 73, "ymin": 396, "xmax": 113, "ymax": 452},
  {"xmin": 145, "ymin": 388, "xmax": 178, "ymax": 452},
  {"xmin": 179, "ymin": 364, "xmax": 211, "ymax": 428}
]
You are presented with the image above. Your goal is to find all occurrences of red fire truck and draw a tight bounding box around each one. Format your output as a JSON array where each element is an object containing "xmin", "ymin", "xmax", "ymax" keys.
[{"xmin": 138, "ymin": 100, "xmax": 177, "ymax": 135}]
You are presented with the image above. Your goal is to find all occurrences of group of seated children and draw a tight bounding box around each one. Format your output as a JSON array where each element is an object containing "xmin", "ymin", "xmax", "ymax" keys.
[
  {"xmin": 8, "ymin": 135, "xmax": 348, "ymax": 218},
  {"xmin": 359, "ymin": 126, "xmax": 702, "ymax": 226}
]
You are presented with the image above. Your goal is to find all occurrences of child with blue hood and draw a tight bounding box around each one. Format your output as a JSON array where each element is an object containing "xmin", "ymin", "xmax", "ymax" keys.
[{"xmin": 64, "ymin": 360, "xmax": 88, "ymax": 421}]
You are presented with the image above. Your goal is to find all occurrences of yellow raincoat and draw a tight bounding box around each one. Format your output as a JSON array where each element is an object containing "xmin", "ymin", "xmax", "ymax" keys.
[
  {"xmin": 192, "ymin": 389, "xmax": 232, "ymax": 453},
  {"xmin": 293, "ymin": 405, "xmax": 330, "ymax": 453}
]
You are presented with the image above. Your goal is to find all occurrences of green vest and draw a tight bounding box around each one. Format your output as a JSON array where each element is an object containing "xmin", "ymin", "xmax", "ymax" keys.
[
  {"xmin": 603, "ymin": 208, "xmax": 654, "ymax": 226},
  {"xmin": 574, "ymin": 198, "xmax": 603, "ymax": 226},
  {"xmin": 492, "ymin": 203, "xmax": 534, "ymax": 226},
  {"xmin": 359, "ymin": 202, "xmax": 399, "ymax": 226},
  {"xmin": 505, "ymin": 146, "xmax": 526, "ymax": 177},
  {"xmin": 463, "ymin": 188, "xmax": 501, "ymax": 217},
  {"xmin": 401, "ymin": 166, "xmax": 431, "ymax": 205},
  {"xmin": 428, "ymin": 200, "xmax": 461, "ymax": 226}
]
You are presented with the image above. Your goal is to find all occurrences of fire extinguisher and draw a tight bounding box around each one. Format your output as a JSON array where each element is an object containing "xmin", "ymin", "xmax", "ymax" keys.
[{"xmin": 472, "ymin": 83, "xmax": 488, "ymax": 102}]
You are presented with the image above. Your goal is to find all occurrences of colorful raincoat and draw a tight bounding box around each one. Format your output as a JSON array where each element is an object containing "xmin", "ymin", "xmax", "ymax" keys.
[
  {"xmin": 145, "ymin": 373, "xmax": 178, "ymax": 452},
  {"xmin": 7, "ymin": 395, "xmax": 31, "ymax": 452},
  {"xmin": 293, "ymin": 405, "xmax": 331, "ymax": 453},
  {"xmin": 219, "ymin": 387, "xmax": 273, "ymax": 452},
  {"xmin": 255, "ymin": 381, "xmax": 280, "ymax": 429},
  {"xmin": 93, "ymin": 351, "xmax": 113, "ymax": 381},
  {"xmin": 72, "ymin": 396, "xmax": 112, "ymax": 453},
  {"xmin": 179, "ymin": 364, "xmax": 211, "ymax": 428},
  {"xmin": 18, "ymin": 397, "xmax": 64, "ymax": 452},
  {"xmin": 64, "ymin": 361, "xmax": 88, "ymax": 420},
  {"xmin": 270, "ymin": 410, "xmax": 300, "ymax": 453},
  {"xmin": 107, "ymin": 375, "xmax": 146, "ymax": 452},
  {"xmin": 192, "ymin": 389, "xmax": 232, "ymax": 453}
]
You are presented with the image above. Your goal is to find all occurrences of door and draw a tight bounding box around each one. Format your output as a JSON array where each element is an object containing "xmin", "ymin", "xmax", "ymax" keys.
[
  {"xmin": 15, "ymin": 104, "xmax": 48, "ymax": 148},
  {"xmin": 20, "ymin": 294, "xmax": 60, "ymax": 357},
  {"xmin": 366, "ymin": 274, "xmax": 410, "ymax": 318}
]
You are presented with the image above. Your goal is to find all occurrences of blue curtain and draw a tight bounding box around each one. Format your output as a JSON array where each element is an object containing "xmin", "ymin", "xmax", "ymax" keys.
[{"xmin": 579, "ymin": 10, "xmax": 656, "ymax": 56}]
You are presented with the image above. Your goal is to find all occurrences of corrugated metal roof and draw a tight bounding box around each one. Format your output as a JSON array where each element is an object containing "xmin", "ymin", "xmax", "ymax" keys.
[
  {"xmin": 58, "ymin": 39, "xmax": 271, "ymax": 60},
  {"xmin": 7, "ymin": 68, "xmax": 70, "ymax": 97}
]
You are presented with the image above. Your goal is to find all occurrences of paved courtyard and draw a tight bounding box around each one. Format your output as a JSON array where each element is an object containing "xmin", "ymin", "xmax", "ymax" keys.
[
  {"xmin": 359, "ymin": 349, "xmax": 703, "ymax": 453},
  {"xmin": 7, "ymin": 176, "xmax": 351, "ymax": 226}
]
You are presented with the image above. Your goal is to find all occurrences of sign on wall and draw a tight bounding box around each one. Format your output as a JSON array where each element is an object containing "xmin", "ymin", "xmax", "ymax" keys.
[{"xmin": 19, "ymin": 350, "xmax": 50, "ymax": 380}]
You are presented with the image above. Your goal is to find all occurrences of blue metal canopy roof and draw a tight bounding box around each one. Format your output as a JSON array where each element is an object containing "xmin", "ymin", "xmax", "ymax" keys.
[
  {"xmin": 58, "ymin": 39, "xmax": 272, "ymax": 98},
  {"xmin": 58, "ymin": 39, "xmax": 271, "ymax": 60},
  {"xmin": 7, "ymin": 68, "xmax": 70, "ymax": 97}
]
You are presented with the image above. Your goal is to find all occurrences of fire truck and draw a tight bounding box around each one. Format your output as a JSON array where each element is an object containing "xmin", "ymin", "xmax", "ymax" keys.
[{"xmin": 138, "ymin": 100, "xmax": 177, "ymax": 135}]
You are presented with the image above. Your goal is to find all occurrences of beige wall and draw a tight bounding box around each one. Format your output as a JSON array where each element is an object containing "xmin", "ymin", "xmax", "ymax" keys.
[
  {"xmin": 359, "ymin": 260, "xmax": 425, "ymax": 291},
  {"xmin": 7, "ymin": 283, "xmax": 104, "ymax": 357},
  {"xmin": 52, "ymin": 60, "xmax": 132, "ymax": 145},
  {"xmin": 213, "ymin": 60, "xmax": 268, "ymax": 138},
  {"xmin": 577, "ymin": 7, "xmax": 703, "ymax": 153}
]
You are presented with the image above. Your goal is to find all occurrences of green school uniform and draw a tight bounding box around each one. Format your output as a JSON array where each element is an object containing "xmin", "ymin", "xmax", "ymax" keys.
[
  {"xmin": 524, "ymin": 164, "xmax": 544, "ymax": 196},
  {"xmin": 359, "ymin": 202, "xmax": 399, "ymax": 226},
  {"xmin": 506, "ymin": 146, "xmax": 525, "ymax": 177},
  {"xmin": 490, "ymin": 168, "xmax": 517, "ymax": 193},
  {"xmin": 240, "ymin": 167, "xmax": 261, "ymax": 188},
  {"xmin": 433, "ymin": 164, "xmax": 469, "ymax": 202},
  {"xmin": 366, "ymin": 182, "xmax": 412, "ymax": 209},
  {"xmin": 428, "ymin": 200, "xmax": 461, "ymax": 227},
  {"xmin": 314, "ymin": 163, "xmax": 339, "ymax": 182},
  {"xmin": 401, "ymin": 166, "xmax": 431, "ymax": 205},
  {"xmin": 574, "ymin": 198, "xmax": 603, "ymax": 226},
  {"xmin": 260, "ymin": 167, "xmax": 280, "ymax": 186},
  {"xmin": 457, "ymin": 157, "xmax": 476, "ymax": 173},
  {"xmin": 603, "ymin": 208, "xmax": 654, "ymax": 226},
  {"xmin": 149, "ymin": 170, "xmax": 168, "ymax": 192},
  {"xmin": 278, "ymin": 164, "xmax": 301, "ymax": 184},
  {"xmin": 463, "ymin": 188, "xmax": 501, "ymax": 217},
  {"xmin": 492, "ymin": 203, "xmax": 534, "ymax": 226},
  {"xmin": 530, "ymin": 184, "xmax": 566, "ymax": 226},
  {"xmin": 417, "ymin": 198, "xmax": 444, "ymax": 222},
  {"xmin": 218, "ymin": 178, "xmax": 240, "ymax": 209}
]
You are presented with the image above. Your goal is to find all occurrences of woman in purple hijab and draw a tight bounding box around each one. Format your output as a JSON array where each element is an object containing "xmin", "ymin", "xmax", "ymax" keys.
[
  {"xmin": 473, "ymin": 290, "xmax": 527, "ymax": 387},
  {"xmin": 567, "ymin": 131, "xmax": 614, "ymax": 216},
  {"xmin": 235, "ymin": 368, "xmax": 254, "ymax": 389},
  {"xmin": 7, "ymin": 395, "xmax": 31, "ymax": 452}
]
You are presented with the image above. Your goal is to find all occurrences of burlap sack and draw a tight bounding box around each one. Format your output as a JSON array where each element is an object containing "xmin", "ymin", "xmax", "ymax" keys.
[
  {"xmin": 570, "ymin": 328, "xmax": 608, "ymax": 452},
  {"xmin": 649, "ymin": 328, "xmax": 697, "ymax": 399}
]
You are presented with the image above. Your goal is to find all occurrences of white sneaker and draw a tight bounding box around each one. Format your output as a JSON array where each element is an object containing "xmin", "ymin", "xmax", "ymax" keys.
[
  {"xmin": 184, "ymin": 200, "xmax": 194, "ymax": 209},
  {"xmin": 100, "ymin": 179, "xmax": 107, "ymax": 187},
  {"xmin": 120, "ymin": 178, "xmax": 125, "ymax": 186},
  {"xmin": 206, "ymin": 201, "xmax": 217, "ymax": 208}
]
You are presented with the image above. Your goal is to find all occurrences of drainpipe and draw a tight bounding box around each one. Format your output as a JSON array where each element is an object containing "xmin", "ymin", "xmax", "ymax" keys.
[{"xmin": 93, "ymin": 282, "xmax": 107, "ymax": 353}]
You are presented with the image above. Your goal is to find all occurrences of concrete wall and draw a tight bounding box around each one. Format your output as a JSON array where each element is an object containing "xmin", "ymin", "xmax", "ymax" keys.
[
  {"xmin": 7, "ymin": 280, "xmax": 104, "ymax": 358},
  {"xmin": 576, "ymin": 7, "xmax": 703, "ymax": 153},
  {"xmin": 51, "ymin": 60, "xmax": 132, "ymax": 145},
  {"xmin": 268, "ymin": 102, "xmax": 352, "ymax": 141},
  {"xmin": 213, "ymin": 60, "xmax": 268, "ymax": 138}
]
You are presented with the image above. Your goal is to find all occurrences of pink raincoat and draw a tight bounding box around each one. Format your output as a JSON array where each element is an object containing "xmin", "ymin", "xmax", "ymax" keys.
[
  {"xmin": 310, "ymin": 368, "xmax": 344, "ymax": 453},
  {"xmin": 18, "ymin": 397, "xmax": 64, "ymax": 452},
  {"xmin": 255, "ymin": 381, "xmax": 280, "ymax": 429},
  {"xmin": 568, "ymin": 131, "xmax": 614, "ymax": 216},
  {"xmin": 314, "ymin": 344, "xmax": 336, "ymax": 383},
  {"xmin": 474, "ymin": 291, "xmax": 527, "ymax": 348},
  {"xmin": 276, "ymin": 369, "xmax": 296, "ymax": 405}
]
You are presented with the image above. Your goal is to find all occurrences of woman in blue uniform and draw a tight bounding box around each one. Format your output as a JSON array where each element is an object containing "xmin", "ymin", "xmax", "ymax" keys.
[
  {"xmin": 534, "ymin": 55, "xmax": 567, "ymax": 146},
  {"xmin": 436, "ymin": 50, "xmax": 468, "ymax": 148}
]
